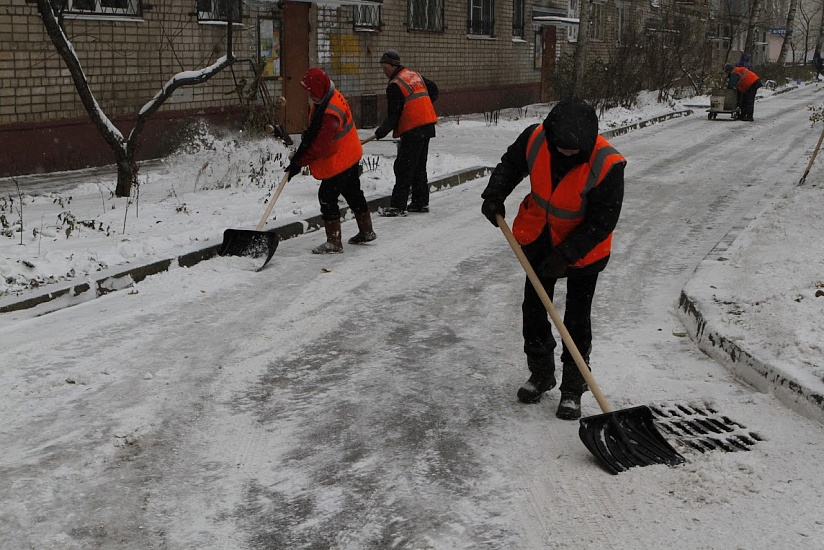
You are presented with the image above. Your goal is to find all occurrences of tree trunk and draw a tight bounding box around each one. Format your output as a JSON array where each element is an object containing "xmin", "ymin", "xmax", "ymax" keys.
[
  {"xmin": 573, "ymin": 0, "xmax": 593, "ymax": 97},
  {"xmin": 779, "ymin": 0, "xmax": 798, "ymax": 65},
  {"xmin": 36, "ymin": 0, "xmax": 237, "ymax": 198},
  {"xmin": 815, "ymin": 4, "xmax": 824, "ymax": 68},
  {"xmin": 744, "ymin": 0, "xmax": 762, "ymax": 60}
]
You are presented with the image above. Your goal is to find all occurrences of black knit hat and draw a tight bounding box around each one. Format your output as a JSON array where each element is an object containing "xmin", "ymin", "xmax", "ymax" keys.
[
  {"xmin": 543, "ymin": 97, "xmax": 599, "ymax": 155},
  {"xmin": 380, "ymin": 50, "xmax": 401, "ymax": 66}
]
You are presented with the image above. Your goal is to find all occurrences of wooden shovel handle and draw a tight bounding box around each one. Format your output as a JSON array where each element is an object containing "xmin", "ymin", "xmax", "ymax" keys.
[
  {"xmin": 255, "ymin": 172, "xmax": 290, "ymax": 231},
  {"xmin": 800, "ymin": 123, "xmax": 824, "ymax": 185},
  {"xmin": 360, "ymin": 134, "xmax": 378, "ymax": 145},
  {"xmin": 496, "ymin": 214, "xmax": 613, "ymax": 414}
]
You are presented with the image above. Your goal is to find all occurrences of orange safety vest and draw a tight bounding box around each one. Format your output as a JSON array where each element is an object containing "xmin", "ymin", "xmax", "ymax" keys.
[
  {"xmin": 308, "ymin": 89, "xmax": 363, "ymax": 180},
  {"xmin": 731, "ymin": 67, "xmax": 760, "ymax": 93},
  {"xmin": 512, "ymin": 127, "xmax": 626, "ymax": 268},
  {"xmin": 390, "ymin": 68, "xmax": 438, "ymax": 137}
]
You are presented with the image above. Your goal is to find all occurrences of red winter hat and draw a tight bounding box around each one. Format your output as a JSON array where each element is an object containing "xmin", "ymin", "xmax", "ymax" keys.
[{"xmin": 301, "ymin": 67, "xmax": 331, "ymax": 99}]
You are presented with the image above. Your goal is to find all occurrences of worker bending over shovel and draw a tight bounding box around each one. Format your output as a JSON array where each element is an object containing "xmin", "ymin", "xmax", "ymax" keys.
[
  {"xmin": 481, "ymin": 97, "xmax": 626, "ymax": 420},
  {"xmin": 286, "ymin": 67, "xmax": 376, "ymax": 253}
]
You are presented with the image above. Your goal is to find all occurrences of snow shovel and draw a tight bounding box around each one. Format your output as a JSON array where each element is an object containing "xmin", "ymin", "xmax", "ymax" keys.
[
  {"xmin": 219, "ymin": 172, "xmax": 289, "ymax": 272},
  {"xmin": 360, "ymin": 135, "xmax": 377, "ymax": 145},
  {"xmin": 496, "ymin": 215, "xmax": 685, "ymax": 474}
]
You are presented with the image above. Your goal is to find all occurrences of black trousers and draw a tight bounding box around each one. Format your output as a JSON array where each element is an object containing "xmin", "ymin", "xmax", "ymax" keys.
[
  {"xmin": 522, "ymin": 271, "xmax": 599, "ymax": 394},
  {"xmin": 390, "ymin": 135, "xmax": 430, "ymax": 210},
  {"xmin": 739, "ymin": 82, "xmax": 761, "ymax": 120},
  {"xmin": 318, "ymin": 163, "xmax": 368, "ymax": 221}
]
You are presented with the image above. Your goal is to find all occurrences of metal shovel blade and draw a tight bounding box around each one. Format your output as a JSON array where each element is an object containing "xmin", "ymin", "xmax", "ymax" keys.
[
  {"xmin": 219, "ymin": 229, "xmax": 279, "ymax": 271},
  {"xmin": 578, "ymin": 405, "xmax": 685, "ymax": 475}
]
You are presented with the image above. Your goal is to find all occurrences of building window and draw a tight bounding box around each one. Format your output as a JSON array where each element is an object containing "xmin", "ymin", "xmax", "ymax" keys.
[
  {"xmin": 616, "ymin": 4, "xmax": 625, "ymax": 43},
  {"xmin": 197, "ymin": 0, "xmax": 242, "ymax": 23},
  {"xmin": 512, "ymin": 0, "xmax": 525, "ymax": 38},
  {"xmin": 354, "ymin": 4, "xmax": 381, "ymax": 30},
  {"xmin": 468, "ymin": 0, "xmax": 494, "ymax": 36},
  {"xmin": 589, "ymin": 2, "xmax": 604, "ymax": 40},
  {"xmin": 58, "ymin": 0, "xmax": 141, "ymax": 16},
  {"xmin": 567, "ymin": 0, "xmax": 579, "ymax": 42},
  {"xmin": 408, "ymin": 0, "xmax": 444, "ymax": 32}
]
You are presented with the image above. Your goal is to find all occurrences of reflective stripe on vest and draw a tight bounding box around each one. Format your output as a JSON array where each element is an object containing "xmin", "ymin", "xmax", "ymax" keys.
[
  {"xmin": 391, "ymin": 68, "xmax": 437, "ymax": 137},
  {"xmin": 308, "ymin": 90, "xmax": 363, "ymax": 180},
  {"xmin": 512, "ymin": 127, "xmax": 626, "ymax": 267}
]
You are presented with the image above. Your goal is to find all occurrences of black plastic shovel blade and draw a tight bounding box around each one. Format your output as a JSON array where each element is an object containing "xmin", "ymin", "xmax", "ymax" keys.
[
  {"xmin": 219, "ymin": 229, "xmax": 279, "ymax": 271},
  {"xmin": 578, "ymin": 405, "xmax": 685, "ymax": 474}
]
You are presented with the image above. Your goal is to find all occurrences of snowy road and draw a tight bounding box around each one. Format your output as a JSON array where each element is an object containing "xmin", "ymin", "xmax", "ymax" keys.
[{"xmin": 3, "ymin": 86, "xmax": 824, "ymax": 549}]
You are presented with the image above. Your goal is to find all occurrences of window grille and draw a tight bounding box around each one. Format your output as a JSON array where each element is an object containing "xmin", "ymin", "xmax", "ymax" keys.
[
  {"xmin": 408, "ymin": 0, "xmax": 444, "ymax": 32},
  {"xmin": 467, "ymin": 0, "xmax": 494, "ymax": 36},
  {"xmin": 197, "ymin": 0, "xmax": 242, "ymax": 23},
  {"xmin": 56, "ymin": 0, "xmax": 141, "ymax": 16},
  {"xmin": 512, "ymin": 0, "xmax": 525, "ymax": 37},
  {"xmin": 354, "ymin": 4, "xmax": 381, "ymax": 29}
]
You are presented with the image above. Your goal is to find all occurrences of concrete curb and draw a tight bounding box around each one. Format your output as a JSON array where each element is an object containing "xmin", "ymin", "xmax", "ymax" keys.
[
  {"xmin": 677, "ymin": 289, "xmax": 824, "ymax": 425},
  {"xmin": 675, "ymin": 173, "xmax": 824, "ymax": 425},
  {"xmin": 600, "ymin": 110, "xmax": 693, "ymax": 140},
  {"xmin": 0, "ymin": 109, "xmax": 696, "ymax": 318},
  {"xmin": 0, "ymin": 166, "xmax": 492, "ymax": 318}
]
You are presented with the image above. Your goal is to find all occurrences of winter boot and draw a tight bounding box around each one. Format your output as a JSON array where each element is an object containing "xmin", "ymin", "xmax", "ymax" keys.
[
  {"xmin": 517, "ymin": 356, "xmax": 556, "ymax": 404},
  {"xmin": 556, "ymin": 362, "xmax": 587, "ymax": 419},
  {"xmin": 348, "ymin": 211, "xmax": 377, "ymax": 244},
  {"xmin": 556, "ymin": 392, "xmax": 582, "ymax": 420},
  {"xmin": 378, "ymin": 206, "xmax": 407, "ymax": 217},
  {"xmin": 312, "ymin": 219, "xmax": 343, "ymax": 254}
]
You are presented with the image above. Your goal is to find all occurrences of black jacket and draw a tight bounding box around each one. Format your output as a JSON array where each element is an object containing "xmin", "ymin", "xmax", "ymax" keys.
[
  {"xmin": 375, "ymin": 66, "xmax": 438, "ymax": 140},
  {"xmin": 482, "ymin": 123, "xmax": 624, "ymax": 276}
]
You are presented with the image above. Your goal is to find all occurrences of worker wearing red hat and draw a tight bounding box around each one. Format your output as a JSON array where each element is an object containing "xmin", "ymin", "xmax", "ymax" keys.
[{"xmin": 287, "ymin": 67, "xmax": 376, "ymax": 253}]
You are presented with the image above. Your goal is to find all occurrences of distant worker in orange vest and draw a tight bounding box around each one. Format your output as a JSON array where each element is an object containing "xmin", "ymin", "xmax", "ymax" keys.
[
  {"xmin": 724, "ymin": 63, "xmax": 762, "ymax": 122},
  {"xmin": 286, "ymin": 67, "xmax": 376, "ymax": 254},
  {"xmin": 480, "ymin": 97, "xmax": 626, "ymax": 421},
  {"xmin": 372, "ymin": 50, "xmax": 439, "ymax": 217}
]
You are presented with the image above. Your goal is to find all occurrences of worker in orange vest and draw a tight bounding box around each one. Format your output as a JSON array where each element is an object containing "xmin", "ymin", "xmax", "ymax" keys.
[
  {"xmin": 286, "ymin": 68, "xmax": 376, "ymax": 253},
  {"xmin": 724, "ymin": 63, "xmax": 762, "ymax": 122},
  {"xmin": 481, "ymin": 98, "xmax": 626, "ymax": 420},
  {"xmin": 372, "ymin": 50, "xmax": 438, "ymax": 217}
]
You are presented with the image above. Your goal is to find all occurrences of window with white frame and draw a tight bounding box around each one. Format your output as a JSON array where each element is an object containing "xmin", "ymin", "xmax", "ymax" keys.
[
  {"xmin": 468, "ymin": 0, "xmax": 495, "ymax": 36},
  {"xmin": 57, "ymin": 0, "xmax": 141, "ymax": 16},
  {"xmin": 408, "ymin": 0, "xmax": 444, "ymax": 32},
  {"xmin": 513, "ymin": 0, "xmax": 525, "ymax": 38},
  {"xmin": 354, "ymin": 4, "xmax": 381, "ymax": 30},
  {"xmin": 568, "ymin": 0, "xmax": 579, "ymax": 41},
  {"xmin": 197, "ymin": 0, "xmax": 242, "ymax": 23}
]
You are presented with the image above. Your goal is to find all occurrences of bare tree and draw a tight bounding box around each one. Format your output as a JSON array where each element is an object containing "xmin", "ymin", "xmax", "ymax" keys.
[
  {"xmin": 814, "ymin": 0, "xmax": 824, "ymax": 67},
  {"xmin": 34, "ymin": 0, "xmax": 238, "ymax": 197},
  {"xmin": 793, "ymin": 0, "xmax": 823, "ymax": 64},
  {"xmin": 779, "ymin": 0, "xmax": 799, "ymax": 64},
  {"xmin": 744, "ymin": 0, "xmax": 764, "ymax": 57},
  {"xmin": 573, "ymin": 0, "xmax": 594, "ymax": 96}
]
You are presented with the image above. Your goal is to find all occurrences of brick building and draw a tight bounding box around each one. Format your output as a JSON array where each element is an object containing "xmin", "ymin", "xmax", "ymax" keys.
[{"xmin": 1, "ymin": 0, "xmax": 655, "ymax": 177}]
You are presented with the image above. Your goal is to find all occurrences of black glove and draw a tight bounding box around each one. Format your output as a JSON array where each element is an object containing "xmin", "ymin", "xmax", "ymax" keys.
[
  {"xmin": 538, "ymin": 248, "xmax": 568, "ymax": 279},
  {"xmin": 481, "ymin": 197, "xmax": 505, "ymax": 226},
  {"xmin": 286, "ymin": 163, "xmax": 301, "ymax": 180}
]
